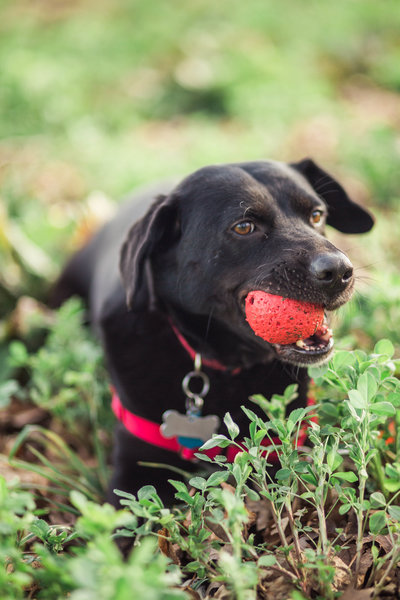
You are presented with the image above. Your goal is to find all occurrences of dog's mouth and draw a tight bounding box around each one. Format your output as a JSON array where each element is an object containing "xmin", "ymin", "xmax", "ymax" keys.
[
  {"xmin": 237, "ymin": 289, "xmax": 336, "ymax": 366},
  {"xmin": 272, "ymin": 316, "xmax": 334, "ymax": 366}
]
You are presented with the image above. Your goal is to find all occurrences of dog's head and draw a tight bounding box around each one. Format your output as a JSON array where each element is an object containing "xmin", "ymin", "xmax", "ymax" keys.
[{"xmin": 120, "ymin": 159, "xmax": 374, "ymax": 367}]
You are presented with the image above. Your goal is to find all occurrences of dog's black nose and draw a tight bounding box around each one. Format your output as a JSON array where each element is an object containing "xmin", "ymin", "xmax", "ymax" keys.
[{"xmin": 310, "ymin": 253, "xmax": 353, "ymax": 289}]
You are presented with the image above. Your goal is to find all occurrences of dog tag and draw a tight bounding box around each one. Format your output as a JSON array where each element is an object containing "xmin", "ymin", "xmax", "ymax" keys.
[{"xmin": 161, "ymin": 409, "xmax": 220, "ymax": 448}]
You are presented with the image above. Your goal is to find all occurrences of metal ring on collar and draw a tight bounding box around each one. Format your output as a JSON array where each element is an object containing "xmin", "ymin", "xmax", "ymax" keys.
[{"xmin": 182, "ymin": 370, "xmax": 210, "ymax": 399}]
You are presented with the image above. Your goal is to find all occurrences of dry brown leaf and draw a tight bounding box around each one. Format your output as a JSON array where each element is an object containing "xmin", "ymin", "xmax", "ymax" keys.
[
  {"xmin": 339, "ymin": 587, "xmax": 373, "ymax": 600},
  {"xmin": 204, "ymin": 516, "xmax": 229, "ymax": 542},
  {"xmin": 260, "ymin": 574, "xmax": 295, "ymax": 600},
  {"xmin": 373, "ymin": 534, "xmax": 395, "ymax": 554},
  {"xmin": 0, "ymin": 458, "xmax": 48, "ymax": 487},
  {"xmin": 269, "ymin": 516, "xmax": 289, "ymax": 537},
  {"xmin": 246, "ymin": 498, "xmax": 272, "ymax": 532},
  {"xmin": 331, "ymin": 555, "xmax": 352, "ymax": 590},
  {"xmin": 8, "ymin": 296, "xmax": 54, "ymax": 337},
  {"xmin": 205, "ymin": 581, "xmax": 231, "ymax": 599},
  {"xmin": 358, "ymin": 548, "xmax": 374, "ymax": 576},
  {"xmin": 157, "ymin": 528, "xmax": 180, "ymax": 565},
  {"xmin": 220, "ymin": 482, "xmax": 236, "ymax": 494},
  {"xmin": 182, "ymin": 585, "xmax": 202, "ymax": 600},
  {"xmin": 9, "ymin": 406, "xmax": 48, "ymax": 429}
]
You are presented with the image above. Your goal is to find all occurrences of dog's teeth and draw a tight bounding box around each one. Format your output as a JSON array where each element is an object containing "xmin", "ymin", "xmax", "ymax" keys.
[
  {"xmin": 319, "ymin": 328, "xmax": 333, "ymax": 341},
  {"xmin": 296, "ymin": 339, "xmax": 306, "ymax": 348}
]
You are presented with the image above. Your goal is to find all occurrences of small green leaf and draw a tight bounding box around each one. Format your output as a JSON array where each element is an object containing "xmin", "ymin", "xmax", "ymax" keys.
[
  {"xmin": 300, "ymin": 472, "xmax": 318, "ymax": 486},
  {"xmin": 387, "ymin": 392, "xmax": 400, "ymax": 407},
  {"xmin": 320, "ymin": 403, "xmax": 339, "ymax": 418},
  {"xmin": 276, "ymin": 468, "xmax": 291, "ymax": 481},
  {"xmin": 244, "ymin": 485, "xmax": 260, "ymax": 501},
  {"xmin": 370, "ymin": 492, "xmax": 386, "ymax": 508},
  {"xmin": 8, "ymin": 341, "xmax": 29, "ymax": 367},
  {"xmin": 333, "ymin": 351, "xmax": 356, "ymax": 371},
  {"xmin": 293, "ymin": 461, "xmax": 310, "ymax": 474},
  {"xmin": 255, "ymin": 429, "xmax": 269, "ymax": 445},
  {"xmin": 327, "ymin": 449, "xmax": 343, "ymax": 472},
  {"xmin": 168, "ymin": 479, "xmax": 188, "ymax": 494},
  {"xmin": 189, "ymin": 477, "xmax": 206, "ymax": 491},
  {"xmin": 175, "ymin": 491, "xmax": 194, "ymax": 504},
  {"xmin": 283, "ymin": 383, "xmax": 299, "ymax": 403},
  {"xmin": 288, "ymin": 407, "xmax": 306, "ymax": 425},
  {"xmin": 138, "ymin": 485, "xmax": 158, "ymax": 501},
  {"xmin": 385, "ymin": 464, "xmax": 400, "ymax": 478},
  {"xmin": 206, "ymin": 471, "xmax": 229, "ymax": 488},
  {"xmin": 388, "ymin": 505, "xmax": 400, "ymax": 522},
  {"xmin": 369, "ymin": 511, "xmax": 387, "ymax": 535},
  {"xmin": 367, "ymin": 371, "xmax": 378, "ymax": 399},
  {"xmin": 346, "ymin": 401, "xmax": 361, "ymax": 422},
  {"xmin": 224, "ymin": 412, "xmax": 240, "ymax": 439},
  {"xmin": 185, "ymin": 560, "xmax": 203, "ymax": 573},
  {"xmin": 249, "ymin": 420, "xmax": 257, "ymax": 440},
  {"xmin": 370, "ymin": 402, "xmax": 395, "ymax": 417},
  {"xmin": 308, "ymin": 364, "xmax": 329, "ymax": 381},
  {"xmin": 338, "ymin": 503, "xmax": 352, "ymax": 515},
  {"xmin": 242, "ymin": 406, "xmax": 259, "ymax": 422},
  {"xmin": 291, "ymin": 591, "xmax": 308, "ymax": 600},
  {"xmin": 200, "ymin": 435, "xmax": 230, "ymax": 450},
  {"xmin": 0, "ymin": 380, "xmax": 19, "ymax": 408},
  {"xmin": 348, "ymin": 389, "xmax": 366, "ymax": 409},
  {"xmin": 357, "ymin": 372, "xmax": 377, "ymax": 403},
  {"xmin": 383, "ymin": 479, "xmax": 400, "ymax": 493},
  {"xmin": 258, "ymin": 554, "xmax": 277, "ymax": 567},
  {"xmin": 374, "ymin": 339, "xmax": 394, "ymax": 358},
  {"xmin": 333, "ymin": 471, "xmax": 358, "ymax": 482},
  {"xmin": 194, "ymin": 452, "xmax": 214, "ymax": 462},
  {"xmin": 30, "ymin": 518, "xmax": 51, "ymax": 540}
]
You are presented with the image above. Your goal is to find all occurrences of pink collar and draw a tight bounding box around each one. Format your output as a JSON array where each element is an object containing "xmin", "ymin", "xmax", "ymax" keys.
[
  {"xmin": 111, "ymin": 389, "xmax": 315, "ymax": 464},
  {"xmin": 169, "ymin": 319, "xmax": 241, "ymax": 375}
]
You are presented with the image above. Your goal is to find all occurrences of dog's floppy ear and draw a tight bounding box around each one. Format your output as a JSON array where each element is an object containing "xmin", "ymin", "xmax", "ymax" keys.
[
  {"xmin": 291, "ymin": 158, "xmax": 374, "ymax": 233},
  {"xmin": 120, "ymin": 194, "xmax": 179, "ymax": 311}
]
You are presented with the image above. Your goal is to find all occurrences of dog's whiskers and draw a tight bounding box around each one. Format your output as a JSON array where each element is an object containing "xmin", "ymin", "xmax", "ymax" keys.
[{"xmin": 205, "ymin": 307, "xmax": 215, "ymax": 342}]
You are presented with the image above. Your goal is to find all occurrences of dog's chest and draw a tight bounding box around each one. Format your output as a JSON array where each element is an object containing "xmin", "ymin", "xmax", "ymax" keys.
[{"xmin": 102, "ymin": 310, "xmax": 309, "ymax": 432}]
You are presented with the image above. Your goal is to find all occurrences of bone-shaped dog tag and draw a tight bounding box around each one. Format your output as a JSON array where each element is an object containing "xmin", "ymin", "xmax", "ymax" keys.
[{"xmin": 161, "ymin": 410, "xmax": 220, "ymax": 448}]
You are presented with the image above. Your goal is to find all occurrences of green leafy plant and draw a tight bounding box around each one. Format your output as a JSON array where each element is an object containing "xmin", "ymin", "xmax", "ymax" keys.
[
  {"xmin": 8, "ymin": 298, "xmax": 111, "ymax": 438},
  {"xmin": 1, "ymin": 341, "xmax": 400, "ymax": 599},
  {"xmin": 113, "ymin": 342, "xmax": 400, "ymax": 599},
  {"xmin": 0, "ymin": 477, "xmax": 186, "ymax": 600},
  {"xmin": 6, "ymin": 298, "xmax": 112, "ymax": 501},
  {"xmin": 8, "ymin": 426, "xmax": 106, "ymax": 507},
  {"xmin": 0, "ymin": 477, "xmax": 36, "ymax": 600}
]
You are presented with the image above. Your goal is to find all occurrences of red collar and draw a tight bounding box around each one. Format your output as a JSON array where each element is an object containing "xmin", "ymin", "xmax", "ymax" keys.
[
  {"xmin": 168, "ymin": 319, "xmax": 241, "ymax": 375},
  {"xmin": 111, "ymin": 389, "xmax": 316, "ymax": 464}
]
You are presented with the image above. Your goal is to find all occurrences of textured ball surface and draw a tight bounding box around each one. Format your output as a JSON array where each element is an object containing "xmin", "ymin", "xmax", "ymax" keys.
[{"xmin": 245, "ymin": 291, "xmax": 324, "ymax": 344}]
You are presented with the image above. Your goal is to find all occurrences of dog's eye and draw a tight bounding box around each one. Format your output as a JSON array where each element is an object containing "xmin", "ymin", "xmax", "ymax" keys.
[
  {"xmin": 310, "ymin": 210, "xmax": 324, "ymax": 226},
  {"xmin": 232, "ymin": 221, "xmax": 255, "ymax": 235}
]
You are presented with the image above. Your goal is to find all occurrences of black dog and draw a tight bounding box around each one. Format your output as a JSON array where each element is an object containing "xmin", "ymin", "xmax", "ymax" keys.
[{"xmin": 53, "ymin": 158, "xmax": 374, "ymax": 506}]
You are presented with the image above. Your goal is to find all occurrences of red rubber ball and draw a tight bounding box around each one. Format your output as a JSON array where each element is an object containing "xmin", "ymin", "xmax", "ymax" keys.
[{"xmin": 245, "ymin": 291, "xmax": 324, "ymax": 345}]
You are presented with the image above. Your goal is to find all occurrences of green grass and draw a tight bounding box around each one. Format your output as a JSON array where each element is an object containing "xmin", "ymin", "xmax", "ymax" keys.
[
  {"xmin": 1, "ymin": 339, "xmax": 400, "ymax": 599},
  {"xmin": 1, "ymin": 0, "xmax": 400, "ymax": 597},
  {"xmin": 1, "ymin": 0, "xmax": 399, "ymax": 313}
]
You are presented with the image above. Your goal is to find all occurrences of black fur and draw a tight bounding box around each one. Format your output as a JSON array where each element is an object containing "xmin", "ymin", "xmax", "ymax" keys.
[{"xmin": 52, "ymin": 159, "xmax": 374, "ymax": 506}]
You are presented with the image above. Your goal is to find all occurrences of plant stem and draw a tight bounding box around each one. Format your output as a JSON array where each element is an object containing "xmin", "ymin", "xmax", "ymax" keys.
[
  {"xmin": 372, "ymin": 547, "xmax": 400, "ymax": 599},
  {"xmin": 269, "ymin": 501, "xmax": 301, "ymax": 580},
  {"xmin": 285, "ymin": 499, "xmax": 303, "ymax": 566},
  {"xmin": 354, "ymin": 417, "xmax": 369, "ymax": 583},
  {"xmin": 315, "ymin": 501, "xmax": 329, "ymax": 556}
]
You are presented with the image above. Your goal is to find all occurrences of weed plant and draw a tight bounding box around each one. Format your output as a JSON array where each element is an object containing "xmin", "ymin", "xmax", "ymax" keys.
[
  {"xmin": 4, "ymin": 299, "xmax": 111, "ymax": 503},
  {"xmin": 2, "ymin": 336, "xmax": 399, "ymax": 598}
]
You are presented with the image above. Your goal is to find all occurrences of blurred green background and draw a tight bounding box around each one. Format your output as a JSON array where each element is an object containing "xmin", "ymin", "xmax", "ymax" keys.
[{"xmin": 1, "ymin": 0, "xmax": 399, "ymax": 350}]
